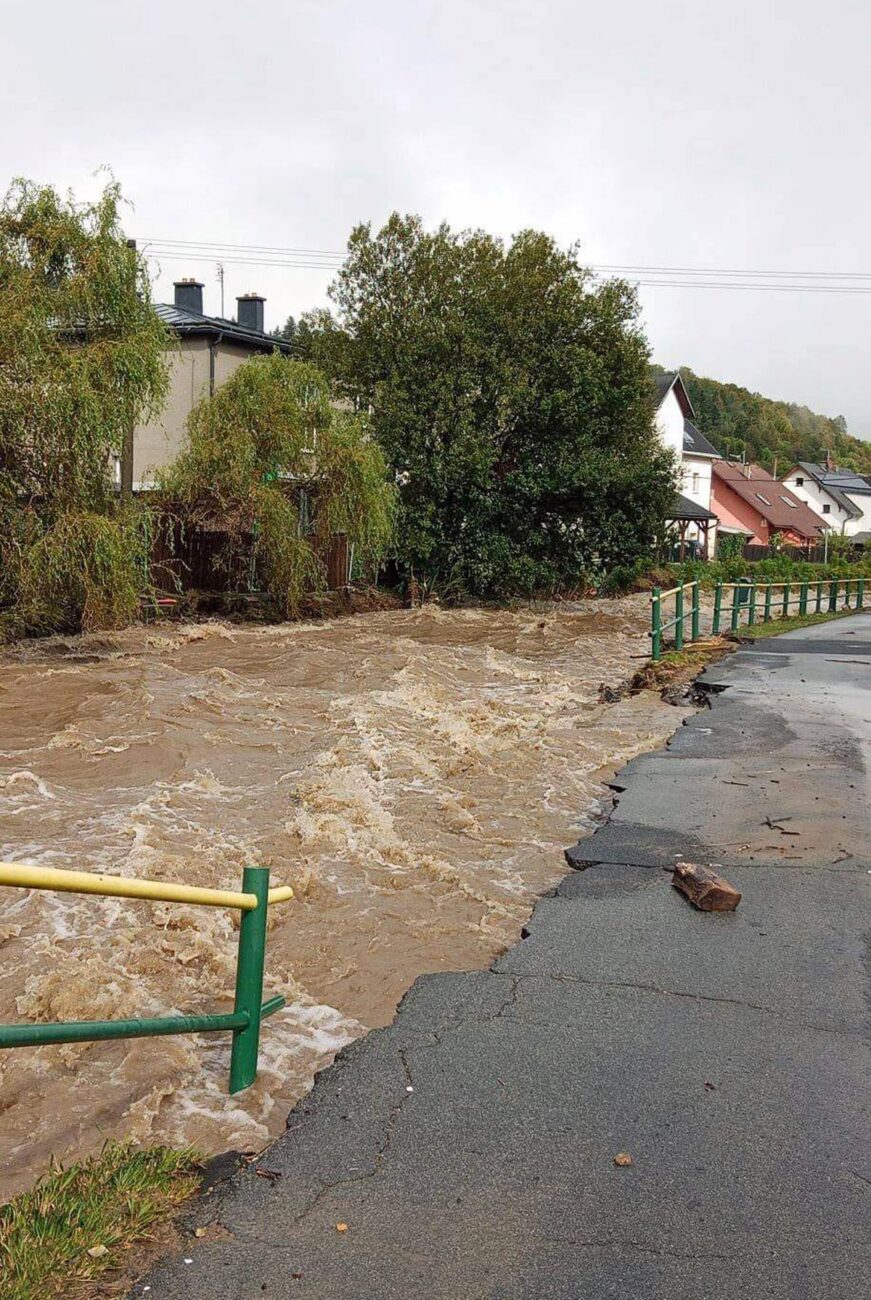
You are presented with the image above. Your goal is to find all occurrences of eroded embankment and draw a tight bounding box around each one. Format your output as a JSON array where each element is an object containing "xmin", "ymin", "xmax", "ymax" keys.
[{"xmin": 0, "ymin": 598, "xmax": 691, "ymax": 1199}]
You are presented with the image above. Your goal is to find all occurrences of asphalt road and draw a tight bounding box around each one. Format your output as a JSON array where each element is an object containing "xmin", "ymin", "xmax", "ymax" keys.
[{"xmin": 133, "ymin": 615, "xmax": 871, "ymax": 1300}]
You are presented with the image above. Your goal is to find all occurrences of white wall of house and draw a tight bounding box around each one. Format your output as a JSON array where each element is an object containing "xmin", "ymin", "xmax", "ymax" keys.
[
  {"xmin": 655, "ymin": 387, "xmax": 717, "ymax": 556},
  {"xmin": 655, "ymin": 388, "xmax": 685, "ymax": 459},
  {"xmin": 132, "ymin": 338, "xmax": 264, "ymax": 489},
  {"xmin": 781, "ymin": 470, "xmax": 857, "ymax": 535},
  {"xmin": 841, "ymin": 491, "xmax": 871, "ymax": 535},
  {"xmin": 681, "ymin": 454, "xmax": 713, "ymax": 511}
]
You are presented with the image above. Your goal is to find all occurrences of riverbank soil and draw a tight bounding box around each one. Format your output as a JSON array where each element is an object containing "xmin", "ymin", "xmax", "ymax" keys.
[
  {"xmin": 135, "ymin": 612, "xmax": 869, "ymax": 1300},
  {"xmin": 0, "ymin": 598, "xmax": 691, "ymax": 1200}
]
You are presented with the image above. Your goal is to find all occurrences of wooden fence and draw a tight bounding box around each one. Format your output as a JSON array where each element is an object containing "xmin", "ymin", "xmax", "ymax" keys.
[
  {"xmin": 740, "ymin": 542, "xmax": 865, "ymax": 563},
  {"xmin": 150, "ymin": 521, "xmax": 350, "ymax": 596}
]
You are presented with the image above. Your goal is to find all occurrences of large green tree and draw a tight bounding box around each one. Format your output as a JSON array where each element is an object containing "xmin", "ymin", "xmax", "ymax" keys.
[
  {"xmin": 0, "ymin": 177, "xmax": 169, "ymax": 634},
  {"xmin": 319, "ymin": 214, "xmax": 675, "ymax": 596}
]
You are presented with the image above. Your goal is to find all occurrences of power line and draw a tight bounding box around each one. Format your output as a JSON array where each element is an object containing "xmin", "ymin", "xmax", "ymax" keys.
[
  {"xmin": 590, "ymin": 263, "xmax": 871, "ymax": 281},
  {"xmin": 145, "ymin": 249, "xmax": 343, "ymax": 271},
  {"xmin": 141, "ymin": 237, "xmax": 346, "ymax": 260},
  {"xmin": 613, "ymin": 278, "xmax": 871, "ymax": 294},
  {"xmin": 139, "ymin": 236, "xmax": 871, "ymax": 280},
  {"xmin": 137, "ymin": 237, "xmax": 871, "ymax": 294}
]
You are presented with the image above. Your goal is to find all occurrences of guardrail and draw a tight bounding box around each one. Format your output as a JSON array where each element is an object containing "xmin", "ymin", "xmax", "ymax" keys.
[
  {"xmin": 711, "ymin": 576, "xmax": 865, "ymax": 635},
  {"xmin": 0, "ymin": 862, "xmax": 293, "ymax": 1094},
  {"xmin": 650, "ymin": 581, "xmax": 701, "ymax": 661}
]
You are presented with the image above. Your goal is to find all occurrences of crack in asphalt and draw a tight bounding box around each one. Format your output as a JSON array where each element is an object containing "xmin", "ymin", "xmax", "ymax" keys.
[
  {"xmin": 225, "ymin": 948, "xmax": 857, "ymax": 1244},
  {"xmin": 485, "ymin": 968, "xmax": 859, "ymax": 1036},
  {"xmin": 229, "ymin": 1050, "xmax": 420, "ymax": 1240},
  {"xmin": 542, "ymin": 1239, "xmax": 733, "ymax": 1260}
]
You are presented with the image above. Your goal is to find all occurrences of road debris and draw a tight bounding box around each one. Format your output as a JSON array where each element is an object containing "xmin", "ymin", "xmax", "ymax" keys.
[
  {"xmin": 764, "ymin": 815, "xmax": 800, "ymax": 835},
  {"xmin": 613, "ymin": 1152, "xmax": 633, "ymax": 1167},
  {"xmin": 671, "ymin": 862, "xmax": 742, "ymax": 911},
  {"xmin": 336, "ymin": 1222, "xmax": 349, "ymax": 1232}
]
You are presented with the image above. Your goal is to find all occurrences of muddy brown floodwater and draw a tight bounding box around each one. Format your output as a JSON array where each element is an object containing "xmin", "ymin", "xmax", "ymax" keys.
[{"xmin": 0, "ymin": 598, "xmax": 690, "ymax": 1200}]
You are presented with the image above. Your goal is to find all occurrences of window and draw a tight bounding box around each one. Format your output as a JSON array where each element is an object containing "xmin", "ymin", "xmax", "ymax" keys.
[
  {"xmin": 692, "ymin": 472, "xmax": 700, "ymax": 493},
  {"xmin": 755, "ymin": 492, "xmax": 771, "ymax": 505},
  {"xmin": 822, "ymin": 504, "xmax": 831, "ymax": 514},
  {"xmin": 795, "ymin": 476, "xmax": 804, "ymax": 486},
  {"xmin": 780, "ymin": 496, "xmax": 797, "ymax": 508}
]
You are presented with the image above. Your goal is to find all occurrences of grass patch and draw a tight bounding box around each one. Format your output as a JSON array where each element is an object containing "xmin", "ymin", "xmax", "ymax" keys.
[
  {"xmin": 0, "ymin": 1142, "xmax": 202, "ymax": 1300},
  {"xmin": 735, "ymin": 608, "xmax": 856, "ymax": 639},
  {"xmin": 632, "ymin": 638, "xmax": 733, "ymax": 692}
]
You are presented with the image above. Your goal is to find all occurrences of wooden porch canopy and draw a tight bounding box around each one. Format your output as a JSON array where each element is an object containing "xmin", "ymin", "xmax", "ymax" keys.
[{"xmin": 665, "ymin": 492, "xmax": 718, "ymax": 559}]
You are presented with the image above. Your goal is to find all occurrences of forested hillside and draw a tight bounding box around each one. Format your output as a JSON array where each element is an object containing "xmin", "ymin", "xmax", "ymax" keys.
[{"xmin": 653, "ymin": 365, "xmax": 871, "ymax": 475}]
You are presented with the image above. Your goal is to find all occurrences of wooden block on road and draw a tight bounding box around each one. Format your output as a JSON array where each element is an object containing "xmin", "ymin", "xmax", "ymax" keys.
[{"xmin": 672, "ymin": 861, "xmax": 742, "ymax": 912}]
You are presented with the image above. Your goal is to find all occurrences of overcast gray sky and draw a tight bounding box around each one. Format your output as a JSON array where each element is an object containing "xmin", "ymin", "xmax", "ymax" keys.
[{"xmin": 3, "ymin": 1, "xmax": 870, "ymax": 431}]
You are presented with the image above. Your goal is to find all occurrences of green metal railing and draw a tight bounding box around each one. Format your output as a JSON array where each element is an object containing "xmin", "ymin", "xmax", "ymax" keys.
[
  {"xmin": 650, "ymin": 581, "xmax": 701, "ymax": 661},
  {"xmin": 711, "ymin": 576, "xmax": 865, "ymax": 635},
  {"xmin": 0, "ymin": 862, "xmax": 293, "ymax": 1094}
]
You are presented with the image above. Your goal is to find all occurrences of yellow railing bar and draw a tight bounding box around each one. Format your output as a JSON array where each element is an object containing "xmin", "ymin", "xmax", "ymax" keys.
[
  {"xmin": 655, "ymin": 582, "xmax": 696, "ymax": 601},
  {"xmin": 720, "ymin": 581, "xmax": 794, "ymax": 590},
  {"xmin": 267, "ymin": 886, "xmax": 295, "ymax": 905},
  {"xmin": 0, "ymin": 862, "xmax": 293, "ymax": 910}
]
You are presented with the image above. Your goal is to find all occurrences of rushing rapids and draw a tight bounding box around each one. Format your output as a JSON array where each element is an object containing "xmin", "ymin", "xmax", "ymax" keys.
[{"xmin": 0, "ymin": 598, "xmax": 689, "ymax": 1198}]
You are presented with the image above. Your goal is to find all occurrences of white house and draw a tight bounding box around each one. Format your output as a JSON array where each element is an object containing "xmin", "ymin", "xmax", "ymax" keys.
[
  {"xmin": 781, "ymin": 461, "xmax": 871, "ymax": 540},
  {"xmin": 654, "ymin": 370, "xmax": 721, "ymax": 557},
  {"xmin": 120, "ymin": 280, "xmax": 293, "ymax": 493}
]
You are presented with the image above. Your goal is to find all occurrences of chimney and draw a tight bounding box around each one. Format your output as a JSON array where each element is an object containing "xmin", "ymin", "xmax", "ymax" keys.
[
  {"xmin": 174, "ymin": 278, "xmax": 204, "ymax": 314},
  {"xmin": 826, "ymin": 450, "xmax": 835, "ymax": 471},
  {"xmin": 237, "ymin": 293, "xmax": 265, "ymax": 333}
]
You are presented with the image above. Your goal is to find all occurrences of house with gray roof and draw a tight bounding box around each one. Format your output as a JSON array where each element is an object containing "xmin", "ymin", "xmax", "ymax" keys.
[
  {"xmin": 653, "ymin": 370, "xmax": 720, "ymax": 557},
  {"xmin": 123, "ymin": 279, "xmax": 292, "ymax": 491},
  {"xmin": 781, "ymin": 460, "xmax": 871, "ymax": 539}
]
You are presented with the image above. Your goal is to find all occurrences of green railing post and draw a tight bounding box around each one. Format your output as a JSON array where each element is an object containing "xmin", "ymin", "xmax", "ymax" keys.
[
  {"xmin": 730, "ymin": 583, "xmax": 740, "ymax": 632},
  {"xmin": 651, "ymin": 588, "xmax": 662, "ymax": 662},
  {"xmin": 712, "ymin": 581, "xmax": 723, "ymax": 636},
  {"xmin": 829, "ymin": 579, "xmax": 838, "ymax": 612},
  {"xmin": 674, "ymin": 585, "xmax": 685, "ymax": 651},
  {"xmin": 858, "ymin": 578, "xmax": 865, "ymax": 610},
  {"xmin": 229, "ymin": 866, "xmax": 270, "ymax": 1094},
  {"xmin": 799, "ymin": 581, "xmax": 808, "ymax": 616},
  {"xmin": 691, "ymin": 581, "xmax": 700, "ymax": 642},
  {"xmin": 763, "ymin": 582, "xmax": 772, "ymax": 623},
  {"xmin": 748, "ymin": 580, "xmax": 757, "ymax": 626},
  {"xmin": 816, "ymin": 580, "xmax": 823, "ymax": 613}
]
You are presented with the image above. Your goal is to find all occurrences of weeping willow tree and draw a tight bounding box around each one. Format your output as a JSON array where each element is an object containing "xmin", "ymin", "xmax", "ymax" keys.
[
  {"xmin": 0, "ymin": 177, "xmax": 169, "ymax": 636},
  {"xmin": 160, "ymin": 354, "xmax": 396, "ymax": 616}
]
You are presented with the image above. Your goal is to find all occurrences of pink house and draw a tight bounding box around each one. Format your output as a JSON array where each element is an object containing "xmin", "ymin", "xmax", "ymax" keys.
[{"xmin": 711, "ymin": 462, "xmax": 829, "ymax": 549}]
